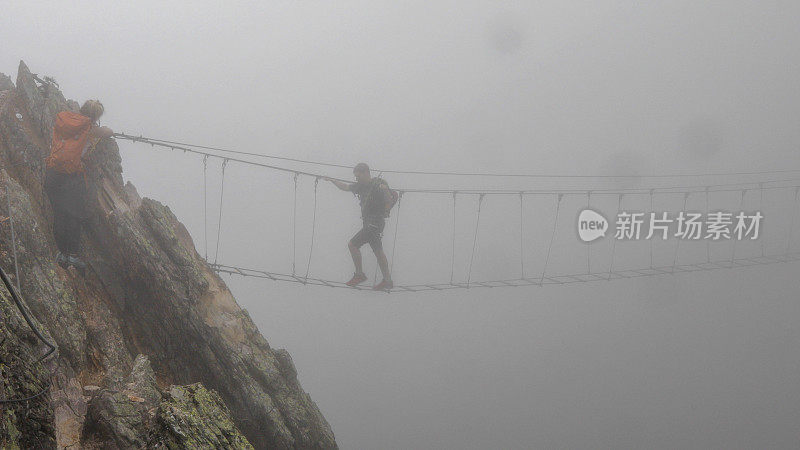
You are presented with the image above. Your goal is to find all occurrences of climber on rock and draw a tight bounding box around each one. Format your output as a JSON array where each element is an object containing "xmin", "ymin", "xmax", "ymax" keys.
[
  {"xmin": 44, "ymin": 99, "xmax": 113, "ymax": 274},
  {"xmin": 325, "ymin": 163, "xmax": 399, "ymax": 290}
]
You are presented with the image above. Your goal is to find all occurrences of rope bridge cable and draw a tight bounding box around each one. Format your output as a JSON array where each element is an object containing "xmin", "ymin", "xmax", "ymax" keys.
[
  {"xmin": 113, "ymin": 133, "xmax": 800, "ymax": 195},
  {"xmin": 211, "ymin": 250, "xmax": 800, "ymax": 292},
  {"xmin": 116, "ymin": 133, "xmax": 800, "ymax": 292},
  {"xmin": 114, "ymin": 133, "xmax": 800, "ymax": 180}
]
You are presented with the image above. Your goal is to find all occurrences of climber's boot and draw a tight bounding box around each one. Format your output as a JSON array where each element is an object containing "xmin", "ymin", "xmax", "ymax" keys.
[
  {"xmin": 68, "ymin": 254, "xmax": 87, "ymax": 276},
  {"xmin": 345, "ymin": 272, "xmax": 367, "ymax": 287},
  {"xmin": 373, "ymin": 278, "xmax": 393, "ymax": 291},
  {"xmin": 56, "ymin": 252, "xmax": 69, "ymax": 270}
]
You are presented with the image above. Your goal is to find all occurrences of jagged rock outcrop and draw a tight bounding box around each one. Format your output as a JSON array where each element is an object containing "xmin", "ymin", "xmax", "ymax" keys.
[
  {"xmin": 150, "ymin": 383, "xmax": 253, "ymax": 449},
  {"xmin": 81, "ymin": 354, "xmax": 252, "ymax": 449},
  {"xmin": 0, "ymin": 61, "xmax": 337, "ymax": 448}
]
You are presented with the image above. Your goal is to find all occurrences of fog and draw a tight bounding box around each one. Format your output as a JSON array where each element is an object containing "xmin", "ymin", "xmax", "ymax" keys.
[{"xmin": 4, "ymin": 1, "xmax": 800, "ymax": 448}]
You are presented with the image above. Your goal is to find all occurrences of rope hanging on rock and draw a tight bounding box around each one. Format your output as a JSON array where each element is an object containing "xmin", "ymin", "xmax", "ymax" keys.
[
  {"xmin": 0, "ymin": 261, "xmax": 57, "ymax": 403},
  {"xmin": 4, "ymin": 177, "xmax": 21, "ymax": 294}
]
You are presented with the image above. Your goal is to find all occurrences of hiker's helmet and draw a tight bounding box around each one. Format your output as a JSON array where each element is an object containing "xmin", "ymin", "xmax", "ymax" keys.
[{"xmin": 80, "ymin": 100, "xmax": 105, "ymax": 123}]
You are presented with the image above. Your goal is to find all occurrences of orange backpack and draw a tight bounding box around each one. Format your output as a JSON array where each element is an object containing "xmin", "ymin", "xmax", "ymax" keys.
[{"xmin": 46, "ymin": 111, "xmax": 92, "ymax": 174}]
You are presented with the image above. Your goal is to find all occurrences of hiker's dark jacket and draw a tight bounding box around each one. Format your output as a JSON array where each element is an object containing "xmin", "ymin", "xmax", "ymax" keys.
[{"xmin": 350, "ymin": 178, "xmax": 389, "ymax": 218}]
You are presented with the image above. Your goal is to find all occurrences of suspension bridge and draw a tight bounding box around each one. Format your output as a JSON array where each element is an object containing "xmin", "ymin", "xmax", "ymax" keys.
[{"xmin": 114, "ymin": 132, "xmax": 800, "ymax": 292}]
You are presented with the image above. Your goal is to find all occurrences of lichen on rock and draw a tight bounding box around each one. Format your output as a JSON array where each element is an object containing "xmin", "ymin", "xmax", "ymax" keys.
[{"xmin": 150, "ymin": 383, "xmax": 254, "ymax": 449}]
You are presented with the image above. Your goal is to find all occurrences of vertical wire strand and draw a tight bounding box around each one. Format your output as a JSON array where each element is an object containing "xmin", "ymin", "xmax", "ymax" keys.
[
  {"xmin": 292, "ymin": 173, "xmax": 299, "ymax": 276},
  {"xmin": 672, "ymin": 192, "xmax": 690, "ymax": 272},
  {"xmin": 731, "ymin": 189, "xmax": 746, "ymax": 263},
  {"xmin": 372, "ymin": 175, "xmax": 389, "ymax": 285},
  {"xmin": 649, "ymin": 189, "xmax": 654, "ymax": 269},
  {"xmin": 587, "ymin": 191, "xmax": 592, "ymax": 274},
  {"xmin": 705, "ymin": 186, "xmax": 711, "ymax": 263},
  {"xmin": 540, "ymin": 194, "xmax": 563, "ymax": 285},
  {"xmin": 759, "ymin": 182, "xmax": 765, "ymax": 257},
  {"xmin": 449, "ymin": 192, "xmax": 457, "ymax": 284},
  {"xmin": 519, "ymin": 192, "xmax": 525, "ymax": 279},
  {"xmin": 607, "ymin": 194, "xmax": 622, "ymax": 280},
  {"xmin": 304, "ymin": 177, "xmax": 320, "ymax": 283},
  {"xmin": 213, "ymin": 159, "xmax": 228, "ymax": 265},
  {"xmin": 203, "ymin": 155, "xmax": 208, "ymax": 261},
  {"xmin": 390, "ymin": 192, "xmax": 403, "ymax": 273},
  {"xmin": 786, "ymin": 186, "xmax": 799, "ymax": 255},
  {"xmin": 466, "ymin": 194, "xmax": 485, "ymax": 287}
]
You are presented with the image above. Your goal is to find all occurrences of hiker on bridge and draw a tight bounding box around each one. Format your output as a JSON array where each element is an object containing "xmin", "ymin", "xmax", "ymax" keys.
[
  {"xmin": 44, "ymin": 100, "xmax": 113, "ymax": 274},
  {"xmin": 326, "ymin": 163, "xmax": 398, "ymax": 290}
]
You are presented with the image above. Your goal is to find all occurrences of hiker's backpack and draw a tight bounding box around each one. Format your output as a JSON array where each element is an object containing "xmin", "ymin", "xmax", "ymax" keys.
[
  {"xmin": 46, "ymin": 111, "xmax": 92, "ymax": 174},
  {"xmin": 373, "ymin": 178, "xmax": 399, "ymax": 218}
]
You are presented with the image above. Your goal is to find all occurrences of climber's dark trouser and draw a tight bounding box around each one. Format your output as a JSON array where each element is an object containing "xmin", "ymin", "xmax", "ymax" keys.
[{"xmin": 44, "ymin": 167, "xmax": 87, "ymax": 256}]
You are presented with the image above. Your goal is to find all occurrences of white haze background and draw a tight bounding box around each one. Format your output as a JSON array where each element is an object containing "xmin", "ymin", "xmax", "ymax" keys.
[{"xmin": 3, "ymin": 1, "xmax": 800, "ymax": 448}]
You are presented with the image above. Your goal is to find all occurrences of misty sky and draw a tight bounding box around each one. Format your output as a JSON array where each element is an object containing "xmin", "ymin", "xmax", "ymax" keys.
[{"xmin": 4, "ymin": 2, "xmax": 800, "ymax": 449}]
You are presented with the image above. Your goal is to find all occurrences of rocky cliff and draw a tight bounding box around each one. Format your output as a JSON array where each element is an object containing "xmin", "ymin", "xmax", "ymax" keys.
[{"xmin": 0, "ymin": 61, "xmax": 337, "ymax": 449}]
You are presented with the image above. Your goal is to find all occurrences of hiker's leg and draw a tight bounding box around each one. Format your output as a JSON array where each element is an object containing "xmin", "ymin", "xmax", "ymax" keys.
[
  {"xmin": 64, "ymin": 175, "xmax": 86, "ymax": 256},
  {"xmin": 348, "ymin": 240, "xmax": 363, "ymax": 274},
  {"xmin": 66, "ymin": 214, "xmax": 82, "ymax": 256},
  {"xmin": 52, "ymin": 208, "xmax": 70, "ymax": 254},
  {"xmin": 350, "ymin": 223, "xmax": 375, "ymax": 275},
  {"xmin": 373, "ymin": 246, "xmax": 391, "ymax": 281},
  {"xmin": 367, "ymin": 217, "xmax": 389, "ymax": 280}
]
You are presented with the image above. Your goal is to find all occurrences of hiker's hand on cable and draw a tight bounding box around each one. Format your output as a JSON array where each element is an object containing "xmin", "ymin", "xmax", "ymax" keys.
[{"xmin": 91, "ymin": 126, "xmax": 114, "ymax": 140}]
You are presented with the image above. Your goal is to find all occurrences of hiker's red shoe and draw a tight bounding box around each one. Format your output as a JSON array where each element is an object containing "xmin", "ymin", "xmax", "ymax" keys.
[
  {"xmin": 373, "ymin": 279, "xmax": 393, "ymax": 291},
  {"xmin": 346, "ymin": 272, "xmax": 367, "ymax": 287}
]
